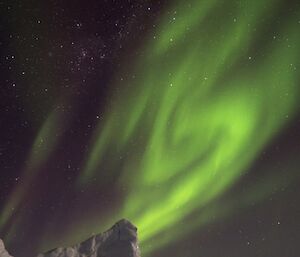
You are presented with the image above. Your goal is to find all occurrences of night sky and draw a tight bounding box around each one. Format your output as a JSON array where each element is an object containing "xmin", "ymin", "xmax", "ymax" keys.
[{"xmin": 1, "ymin": 0, "xmax": 300, "ymax": 257}]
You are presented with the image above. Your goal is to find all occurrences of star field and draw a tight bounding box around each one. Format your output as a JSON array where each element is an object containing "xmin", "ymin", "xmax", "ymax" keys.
[{"xmin": 1, "ymin": 1, "xmax": 300, "ymax": 257}]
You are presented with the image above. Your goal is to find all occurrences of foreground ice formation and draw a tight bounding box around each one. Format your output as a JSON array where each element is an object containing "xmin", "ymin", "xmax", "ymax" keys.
[
  {"xmin": 0, "ymin": 239, "xmax": 12, "ymax": 257},
  {"xmin": 1, "ymin": 219, "xmax": 140, "ymax": 257}
]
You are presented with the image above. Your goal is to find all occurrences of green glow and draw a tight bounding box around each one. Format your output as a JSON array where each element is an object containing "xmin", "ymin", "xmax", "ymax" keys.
[
  {"xmin": 141, "ymin": 156, "xmax": 300, "ymax": 255},
  {"xmin": 0, "ymin": 110, "xmax": 64, "ymax": 231},
  {"xmin": 79, "ymin": 0, "xmax": 300, "ymax": 254}
]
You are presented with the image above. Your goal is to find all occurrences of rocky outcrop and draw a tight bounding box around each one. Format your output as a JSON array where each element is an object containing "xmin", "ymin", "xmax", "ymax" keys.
[
  {"xmin": 40, "ymin": 219, "xmax": 140, "ymax": 257},
  {"xmin": 0, "ymin": 239, "xmax": 12, "ymax": 257},
  {"xmin": 0, "ymin": 219, "xmax": 140, "ymax": 257}
]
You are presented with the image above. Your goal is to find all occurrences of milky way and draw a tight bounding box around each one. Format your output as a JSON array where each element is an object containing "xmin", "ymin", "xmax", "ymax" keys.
[{"xmin": 1, "ymin": 1, "xmax": 300, "ymax": 257}]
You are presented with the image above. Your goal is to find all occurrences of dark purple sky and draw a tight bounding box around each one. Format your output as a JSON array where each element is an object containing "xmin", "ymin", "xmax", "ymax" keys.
[{"xmin": 1, "ymin": 1, "xmax": 300, "ymax": 257}]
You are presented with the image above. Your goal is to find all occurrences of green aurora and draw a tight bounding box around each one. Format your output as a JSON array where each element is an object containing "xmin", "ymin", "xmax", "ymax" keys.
[
  {"xmin": 79, "ymin": 0, "xmax": 300, "ymax": 254},
  {"xmin": 1, "ymin": 0, "xmax": 300, "ymax": 256},
  {"xmin": 0, "ymin": 110, "xmax": 66, "ymax": 238}
]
